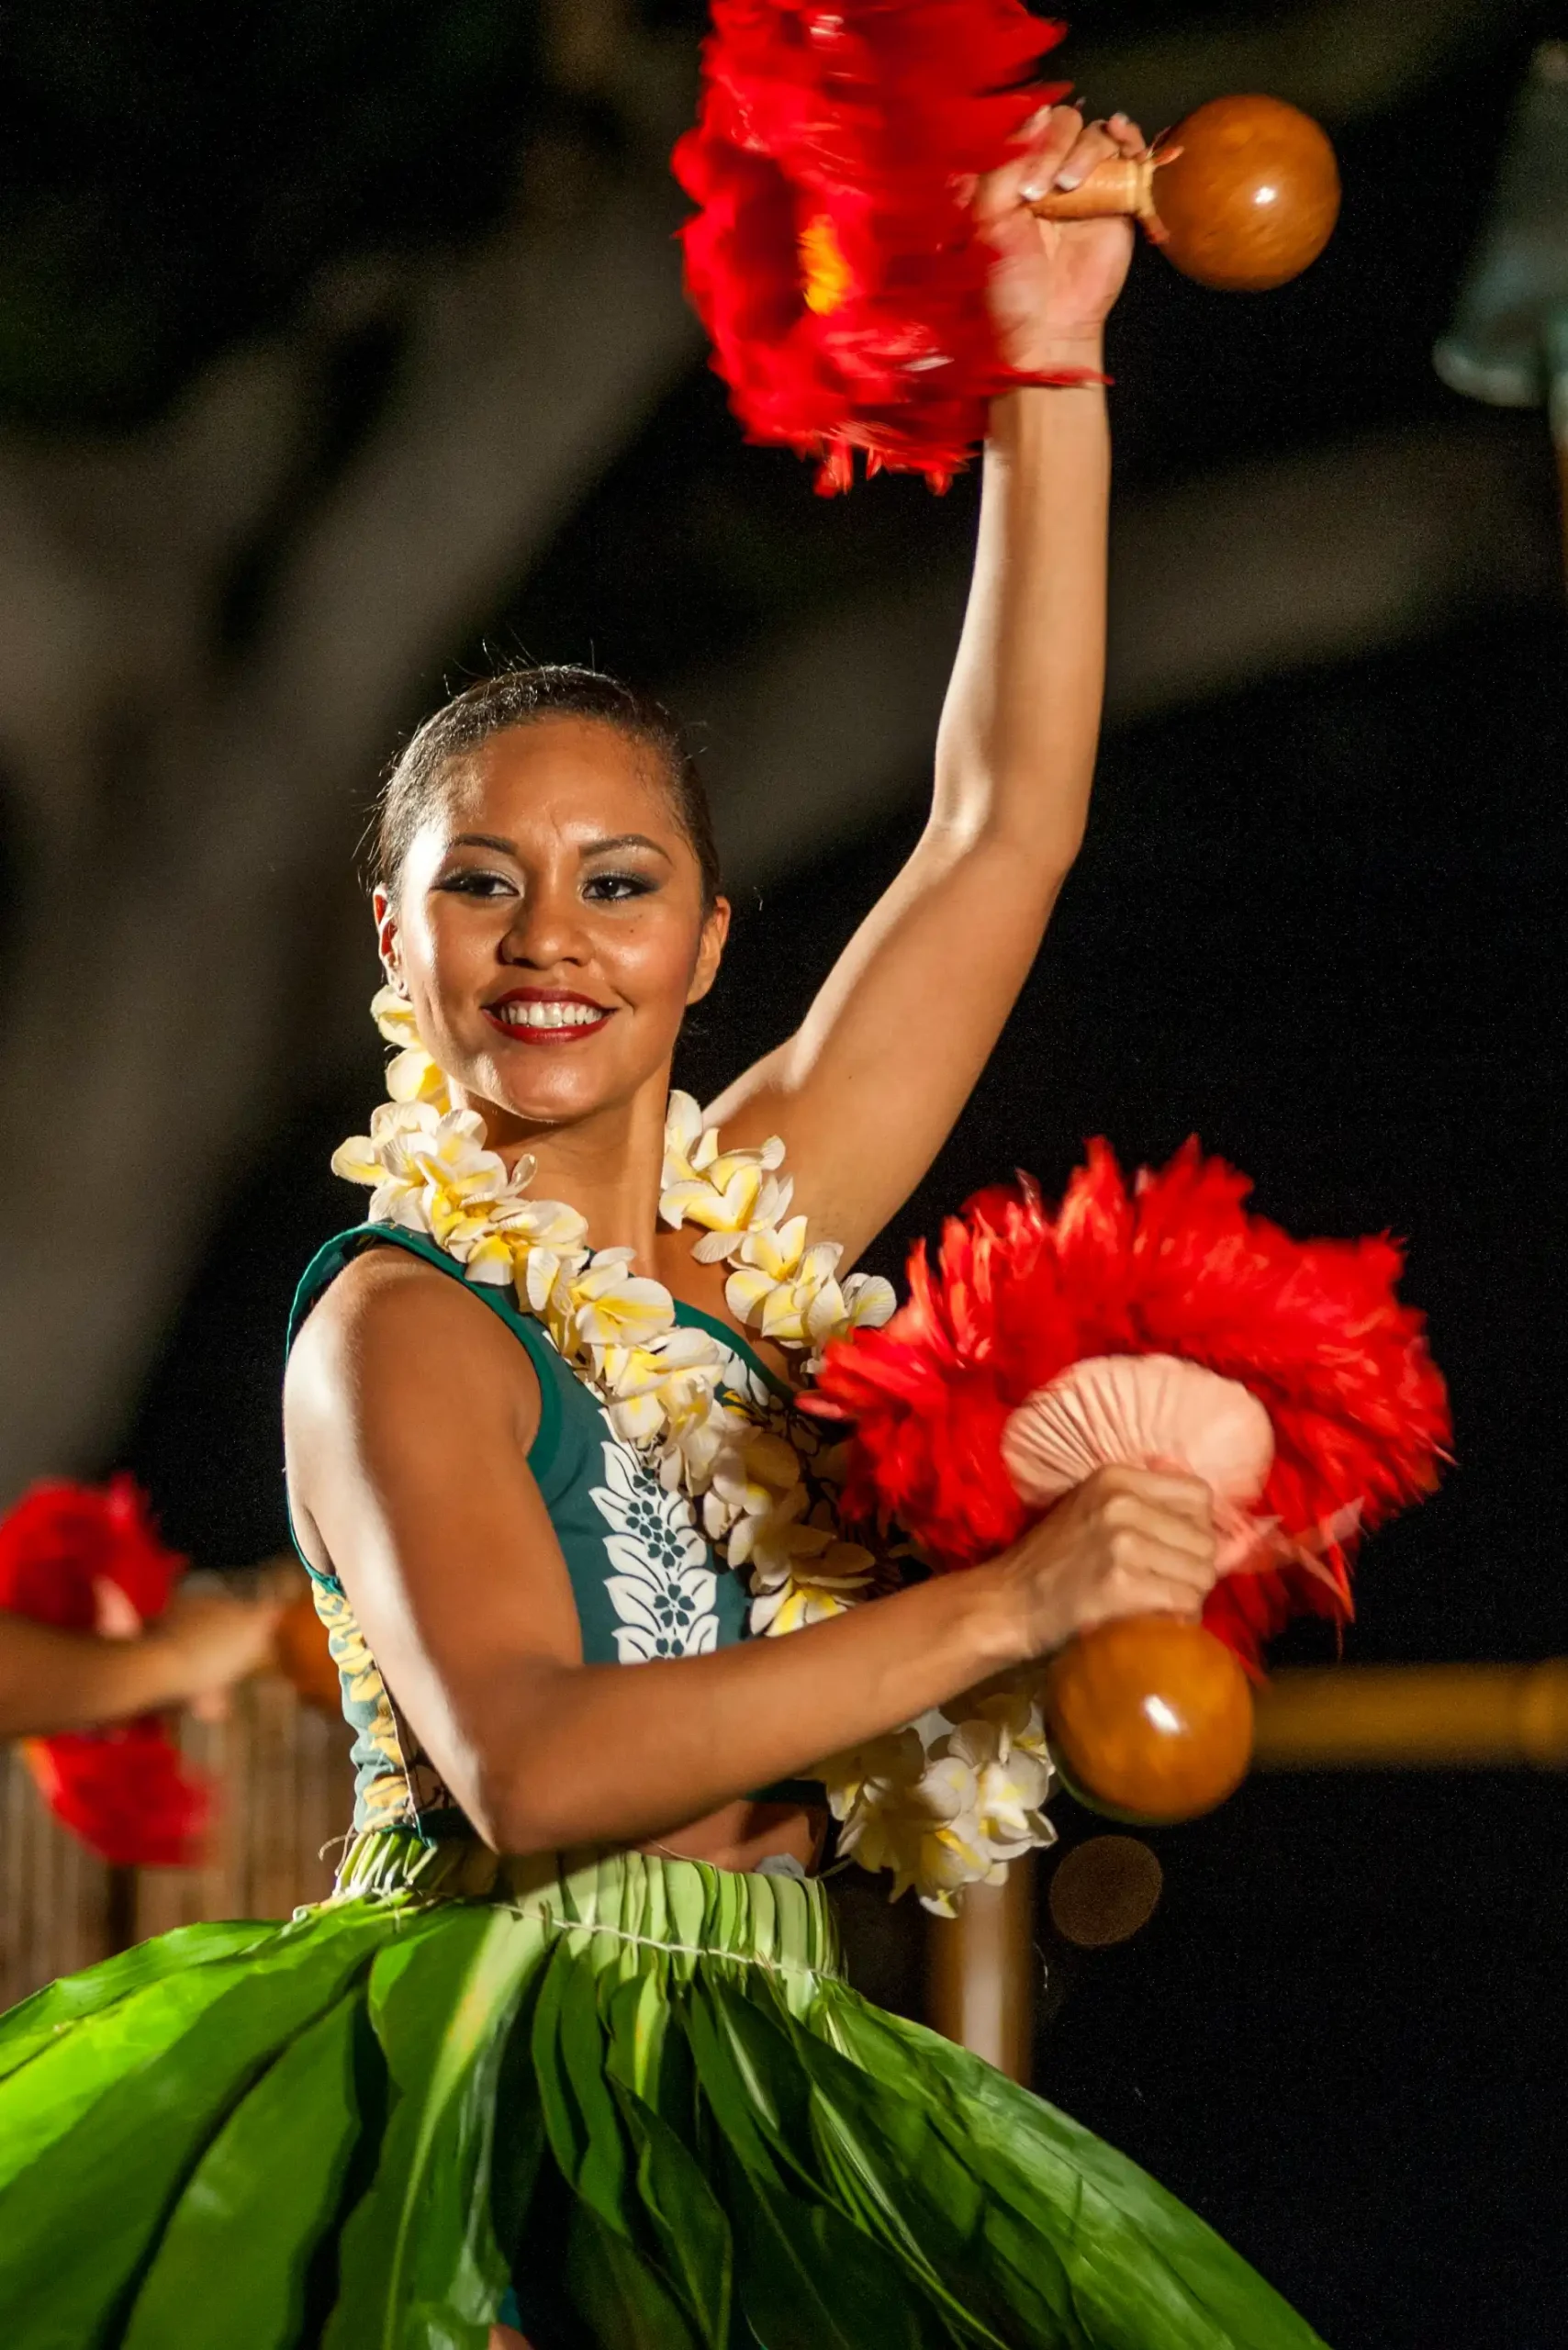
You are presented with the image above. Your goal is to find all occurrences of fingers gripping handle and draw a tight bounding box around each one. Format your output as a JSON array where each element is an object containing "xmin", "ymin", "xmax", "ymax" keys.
[{"xmin": 1028, "ymin": 151, "xmax": 1164, "ymax": 229}]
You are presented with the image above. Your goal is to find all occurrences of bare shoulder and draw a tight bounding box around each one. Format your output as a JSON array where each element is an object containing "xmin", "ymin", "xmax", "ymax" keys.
[{"xmin": 285, "ymin": 1244, "xmax": 540, "ymax": 1438}]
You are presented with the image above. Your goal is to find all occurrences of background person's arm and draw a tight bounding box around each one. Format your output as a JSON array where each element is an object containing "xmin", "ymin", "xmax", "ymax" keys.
[{"xmin": 0, "ymin": 1582, "xmax": 284, "ymax": 1738}]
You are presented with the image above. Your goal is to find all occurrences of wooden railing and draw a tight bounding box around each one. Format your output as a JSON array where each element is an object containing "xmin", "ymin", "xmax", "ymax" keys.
[
  {"xmin": 1, "ymin": 1673, "xmax": 350, "ymax": 2011},
  {"xmin": 11, "ymin": 1660, "xmax": 1566, "ymax": 2052}
]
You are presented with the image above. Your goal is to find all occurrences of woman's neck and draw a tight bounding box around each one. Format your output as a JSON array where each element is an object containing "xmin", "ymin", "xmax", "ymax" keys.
[{"xmin": 452, "ymin": 1073, "xmax": 671, "ymax": 1276}]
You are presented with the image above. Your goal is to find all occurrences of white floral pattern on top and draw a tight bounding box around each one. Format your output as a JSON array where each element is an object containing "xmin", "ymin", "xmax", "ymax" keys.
[{"xmin": 590, "ymin": 1437, "xmax": 721, "ymax": 1662}]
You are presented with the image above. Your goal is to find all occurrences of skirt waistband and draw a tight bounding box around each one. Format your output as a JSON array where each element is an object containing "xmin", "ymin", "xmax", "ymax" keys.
[{"xmin": 330, "ymin": 1828, "xmax": 842, "ymax": 1980}]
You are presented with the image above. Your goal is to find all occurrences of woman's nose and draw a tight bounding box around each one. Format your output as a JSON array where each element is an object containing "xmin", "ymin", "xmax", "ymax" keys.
[{"xmin": 498, "ymin": 884, "xmax": 588, "ymax": 968}]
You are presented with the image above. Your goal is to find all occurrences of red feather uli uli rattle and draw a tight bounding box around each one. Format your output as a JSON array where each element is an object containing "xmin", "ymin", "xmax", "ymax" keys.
[
  {"xmin": 0, "ymin": 1477, "xmax": 210, "ymax": 1867},
  {"xmin": 809, "ymin": 1145, "xmax": 1449, "ymax": 1822},
  {"xmin": 675, "ymin": 2, "xmax": 1340, "ymax": 491}
]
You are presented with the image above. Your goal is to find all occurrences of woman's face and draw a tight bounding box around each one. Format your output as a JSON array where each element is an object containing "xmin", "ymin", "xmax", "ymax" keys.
[{"xmin": 375, "ymin": 717, "xmax": 728, "ymax": 1141}]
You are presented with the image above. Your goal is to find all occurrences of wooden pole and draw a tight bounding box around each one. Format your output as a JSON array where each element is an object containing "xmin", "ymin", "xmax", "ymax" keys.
[
  {"xmin": 924, "ymin": 1659, "xmax": 1568, "ymax": 2072},
  {"xmin": 1252, "ymin": 1658, "xmax": 1568, "ymax": 1771},
  {"xmin": 104, "ymin": 1864, "xmax": 138, "ymax": 1956},
  {"xmin": 925, "ymin": 1855, "xmax": 1036, "ymax": 2081}
]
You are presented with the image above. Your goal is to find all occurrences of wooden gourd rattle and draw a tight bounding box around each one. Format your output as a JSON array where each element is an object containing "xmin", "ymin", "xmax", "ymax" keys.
[
  {"xmin": 1032, "ymin": 94, "xmax": 1340, "ymax": 291},
  {"xmin": 1001, "ymin": 1356, "xmax": 1268, "ymax": 1822},
  {"xmin": 813, "ymin": 1147, "xmax": 1446, "ymax": 1830}
]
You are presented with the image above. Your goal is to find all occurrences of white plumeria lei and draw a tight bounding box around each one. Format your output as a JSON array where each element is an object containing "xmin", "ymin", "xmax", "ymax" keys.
[{"xmin": 332, "ymin": 987, "xmax": 1057, "ymax": 1912}]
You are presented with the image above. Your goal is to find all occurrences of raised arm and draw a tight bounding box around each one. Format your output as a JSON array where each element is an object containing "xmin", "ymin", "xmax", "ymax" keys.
[
  {"xmin": 708, "ymin": 107, "xmax": 1144, "ymax": 1260},
  {"xmin": 286, "ymin": 1256, "xmax": 1217, "ymax": 1855}
]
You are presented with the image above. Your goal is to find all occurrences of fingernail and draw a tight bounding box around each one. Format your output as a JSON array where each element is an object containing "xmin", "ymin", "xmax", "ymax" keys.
[
  {"xmin": 1020, "ymin": 178, "xmax": 1046, "ymax": 204},
  {"xmin": 1055, "ymin": 168, "xmax": 1081, "ymax": 190},
  {"xmin": 1011, "ymin": 102, "xmax": 1055, "ymax": 144}
]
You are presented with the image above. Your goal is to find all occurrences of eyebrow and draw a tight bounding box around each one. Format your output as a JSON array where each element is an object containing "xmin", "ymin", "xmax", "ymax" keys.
[
  {"xmin": 446, "ymin": 830, "xmax": 673, "ymax": 864},
  {"xmin": 580, "ymin": 833, "xmax": 673, "ymax": 864}
]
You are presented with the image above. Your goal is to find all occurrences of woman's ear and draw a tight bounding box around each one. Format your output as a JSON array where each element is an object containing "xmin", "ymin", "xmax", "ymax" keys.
[
  {"xmin": 373, "ymin": 887, "xmax": 404, "ymax": 991},
  {"xmin": 686, "ymin": 897, "xmax": 732, "ymax": 1006}
]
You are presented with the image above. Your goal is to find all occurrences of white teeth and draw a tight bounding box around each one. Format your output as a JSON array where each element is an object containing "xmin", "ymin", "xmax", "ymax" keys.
[{"xmin": 495, "ymin": 1000, "xmax": 604, "ymax": 1030}]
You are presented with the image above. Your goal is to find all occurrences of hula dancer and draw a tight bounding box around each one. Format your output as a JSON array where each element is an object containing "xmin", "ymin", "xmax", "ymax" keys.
[{"xmin": 0, "ymin": 109, "xmax": 1333, "ymax": 2348}]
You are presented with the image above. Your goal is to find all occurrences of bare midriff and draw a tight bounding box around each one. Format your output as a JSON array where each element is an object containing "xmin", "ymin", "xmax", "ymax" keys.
[{"xmin": 635, "ymin": 1796, "xmax": 827, "ymax": 1875}]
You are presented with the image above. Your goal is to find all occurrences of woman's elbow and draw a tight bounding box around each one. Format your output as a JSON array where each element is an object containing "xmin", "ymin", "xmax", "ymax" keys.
[
  {"xmin": 442, "ymin": 1662, "xmax": 583, "ymax": 1853},
  {"xmin": 951, "ymin": 820, "xmax": 1081, "ymax": 924},
  {"xmin": 463, "ymin": 1738, "xmax": 608, "ymax": 1855},
  {"xmin": 463, "ymin": 1767, "xmax": 562, "ymax": 1858},
  {"xmin": 931, "ymin": 795, "xmax": 1084, "ymax": 881},
  {"xmin": 993, "ymin": 793, "xmax": 1087, "ymax": 879}
]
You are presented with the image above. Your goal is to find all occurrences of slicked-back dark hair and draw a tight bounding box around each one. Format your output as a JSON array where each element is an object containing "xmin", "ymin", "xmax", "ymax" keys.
[{"xmin": 372, "ymin": 665, "xmax": 722, "ymax": 909}]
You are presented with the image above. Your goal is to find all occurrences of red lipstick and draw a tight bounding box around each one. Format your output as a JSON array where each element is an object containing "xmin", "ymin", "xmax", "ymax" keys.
[{"xmin": 483, "ymin": 987, "xmax": 614, "ymax": 1046}]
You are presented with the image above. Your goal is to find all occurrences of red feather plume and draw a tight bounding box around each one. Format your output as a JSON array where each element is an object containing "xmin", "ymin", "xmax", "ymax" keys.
[
  {"xmin": 673, "ymin": 1, "xmax": 1083, "ymax": 491},
  {"xmin": 0, "ymin": 1477, "xmax": 210, "ymax": 1867},
  {"xmin": 811, "ymin": 1142, "xmax": 1450, "ymax": 1668},
  {"xmin": 20, "ymin": 1726, "xmax": 207, "ymax": 1872}
]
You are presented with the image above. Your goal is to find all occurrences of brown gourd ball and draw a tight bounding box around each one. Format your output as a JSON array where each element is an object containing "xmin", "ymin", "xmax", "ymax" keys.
[{"xmin": 1153, "ymin": 95, "xmax": 1341, "ymax": 292}]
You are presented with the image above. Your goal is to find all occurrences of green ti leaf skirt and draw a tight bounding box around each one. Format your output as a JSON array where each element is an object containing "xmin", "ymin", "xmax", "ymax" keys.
[{"xmin": 0, "ymin": 1831, "xmax": 1330, "ymax": 2348}]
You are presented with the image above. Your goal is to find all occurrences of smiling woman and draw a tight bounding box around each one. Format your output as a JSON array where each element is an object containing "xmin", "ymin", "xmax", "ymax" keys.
[
  {"xmin": 369, "ymin": 681, "xmax": 730, "ymax": 1148},
  {"xmin": 0, "ymin": 100, "xmax": 1336, "ymax": 2350}
]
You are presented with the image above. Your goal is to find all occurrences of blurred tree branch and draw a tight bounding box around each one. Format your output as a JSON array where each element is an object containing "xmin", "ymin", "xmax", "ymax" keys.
[
  {"xmin": 0, "ymin": 0, "xmax": 1547, "ymax": 1494},
  {"xmin": 0, "ymin": 12, "xmax": 700, "ymax": 1496},
  {"xmin": 1069, "ymin": 0, "xmax": 1541, "ymax": 131},
  {"xmin": 697, "ymin": 415, "xmax": 1559, "ymax": 891}
]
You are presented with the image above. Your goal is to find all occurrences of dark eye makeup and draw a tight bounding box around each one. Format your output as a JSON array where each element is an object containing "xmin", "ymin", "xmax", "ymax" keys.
[
  {"xmin": 432, "ymin": 864, "xmax": 659, "ymax": 903},
  {"xmin": 436, "ymin": 867, "xmax": 514, "ymax": 898}
]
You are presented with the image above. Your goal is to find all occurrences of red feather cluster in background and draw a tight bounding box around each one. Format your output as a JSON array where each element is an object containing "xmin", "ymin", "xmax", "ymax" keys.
[
  {"xmin": 812, "ymin": 1143, "xmax": 1450, "ymax": 1670},
  {"xmin": 0, "ymin": 1477, "xmax": 208, "ymax": 1866},
  {"xmin": 674, "ymin": 0, "xmax": 1085, "ymax": 490}
]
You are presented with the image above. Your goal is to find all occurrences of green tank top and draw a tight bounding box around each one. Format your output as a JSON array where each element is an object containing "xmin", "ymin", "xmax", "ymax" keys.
[{"xmin": 287, "ymin": 1223, "xmax": 821, "ymax": 1838}]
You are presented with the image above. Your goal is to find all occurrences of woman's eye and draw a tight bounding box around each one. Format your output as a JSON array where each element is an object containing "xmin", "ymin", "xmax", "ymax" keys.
[
  {"xmin": 439, "ymin": 869, "xmax": 513, "ymax": 899},
  {"xmin": 583, "ymin": 871, "xmax": 655, "ymax": 903}
]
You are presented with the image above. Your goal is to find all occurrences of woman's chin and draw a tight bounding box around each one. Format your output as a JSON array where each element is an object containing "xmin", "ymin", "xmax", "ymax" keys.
[{"xmin": 465, "ymin": 1047, "xmax": 652, "ymax": 1136}]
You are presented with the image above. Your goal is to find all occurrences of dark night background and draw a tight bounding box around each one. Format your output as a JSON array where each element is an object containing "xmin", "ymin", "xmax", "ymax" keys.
[{"xmin": 1, "ymin": 4, "xmax": 1563, "ymax": 2344}]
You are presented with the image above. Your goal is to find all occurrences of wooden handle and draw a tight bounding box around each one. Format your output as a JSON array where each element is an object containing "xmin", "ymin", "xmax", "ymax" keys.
[
  {"xmin": 926, "ymin": 1855, "xmax": 1036, "ymax": 2079},
  {"xmin": 1029, "ymin": 152, "xmax": 1160, "ymax": 227},
  {"xmin": 1252, "ymin": 1661, "xmax": 1568, "ymax": 1770}
]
